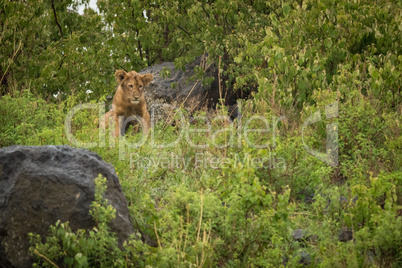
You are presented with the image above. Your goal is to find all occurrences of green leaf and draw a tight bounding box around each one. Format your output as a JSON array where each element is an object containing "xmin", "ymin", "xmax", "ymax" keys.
[
  {"xmin": 372, "ymin": 70, "xmax": 379, "ymax": 79},
  {"xmin": 283, "ymin": 5, "xmax": 291, "ymax": 16},
  {"xmin": 234, "ymin": 56, "xmax": 242, "ymax": 64}
]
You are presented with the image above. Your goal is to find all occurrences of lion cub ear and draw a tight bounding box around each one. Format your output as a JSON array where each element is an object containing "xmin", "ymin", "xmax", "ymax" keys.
[
  {"xmin": 115, "ymin": 70, "xmax": 127, "ymax": 84},
  {"xmin": 141, "ymin": 73, "xmax": 153, "ymax": 86}
]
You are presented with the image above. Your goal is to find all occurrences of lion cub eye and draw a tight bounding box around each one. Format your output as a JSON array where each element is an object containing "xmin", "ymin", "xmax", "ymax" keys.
[
  {"xmin": 139, "ymin": 85, "xmax": 143, "ymax": 88},
  {"xmin": 128, "ymin": 85, "xmax": 133, "ymax": 88}
]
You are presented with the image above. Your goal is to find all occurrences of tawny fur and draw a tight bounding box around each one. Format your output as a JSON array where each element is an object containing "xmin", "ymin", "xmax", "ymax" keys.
[{"xmin": 101, "ymin": 70, "xmax": 153, "ymax": 137}]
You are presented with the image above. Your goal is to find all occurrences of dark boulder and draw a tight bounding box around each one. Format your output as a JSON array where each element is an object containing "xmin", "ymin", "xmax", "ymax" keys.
[
  {"xmin": 283, "ymin": 251, "xmax": 314, "ymax": 267},
  {"xmin": 292, "ymin": 228, "xmax": 318, "ymax": 245},
  {"xmin": 0, "ymin": 145, "xmax": 135, "ymax": 268},
  {"xmin": 338, "ymin": 227, "xmax": 354, "ymax": 242},
  {"xmin": 292, "ymin": 229, "xmax": 309, "ymax": 242},
  {"xmin": 298, "ymin": 251, "xmax": 312, "ymax": 266},
  {"xmin": 139, "ymin": 54, "xmax": 221, "ymax": 110},
  {"xmin": 139, "ymin": 54, "xmax": 241, "ymax": 113}
]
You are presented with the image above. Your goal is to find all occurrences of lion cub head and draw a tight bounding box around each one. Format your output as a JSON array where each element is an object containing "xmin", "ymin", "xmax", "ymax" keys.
[{"xmin": 115, "ymin": 70, "xmax": 153, "ymax": 104}]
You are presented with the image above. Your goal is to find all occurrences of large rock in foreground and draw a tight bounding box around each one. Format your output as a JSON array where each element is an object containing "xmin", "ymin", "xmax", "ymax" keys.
[{"xmin": 0, "ymin": 145, "xmax": 134, "ymax": 268}]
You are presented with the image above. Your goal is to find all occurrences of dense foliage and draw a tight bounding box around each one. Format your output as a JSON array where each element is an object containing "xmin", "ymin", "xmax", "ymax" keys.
[{"xmin": 1, "ymin": 0, "xmax": 401, "ymax": 267}]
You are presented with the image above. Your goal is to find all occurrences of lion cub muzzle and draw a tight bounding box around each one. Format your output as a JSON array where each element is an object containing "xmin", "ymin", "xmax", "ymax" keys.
[{"xmin": 129, "ymin": 95, "xmax": 141, "ymax": 104}]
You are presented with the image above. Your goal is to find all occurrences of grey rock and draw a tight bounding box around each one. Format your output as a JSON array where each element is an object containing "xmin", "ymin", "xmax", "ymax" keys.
[
  {"xmin": 139, "ymin": 55, "xmax": 242, "ymax": 120},
  {"xmin": 149, "ymin": 103, "xmax": 179, "ymax": 127},
  {"xmin": 298, "ymin": 251, "xmax": 312, "ymax": 266},
  {"xmin": 228, "ymin": 103, "xmax": 242, "ymax": 121},
  {"xmin": 338, "ymin": 227, "xmax": 353, "ymax": 242},
  {"xmin": 286, "ymin": 251, "xmax": 313, "ymax": 266},
  {"xmin": 139, "ymin": 54, "xmax": 220, "ymax": 110},
  {"xmin": 304, "ymin": 193, "xmax": 315, "ymax": 204},
  {"xmin": 0, "ymin": 145, "xmax": 135, "ymax": 268},
  {"xmin": 282, "ymin": 256, "xmax": 288, "ymax": 266},
  {"xmin": 292, "ymin": 229, "xmax": 318, "ymax": 244},
  {"xmin": 298, "ymin": 188, "xmax": 315, "ymax": 204},
  {"xmin": 339, "ymin": 195, "xmax": 349, "ymax": 205},
  {"xmin": 292, "ymin": 229, "xmax": 310, "ymax": 242}
]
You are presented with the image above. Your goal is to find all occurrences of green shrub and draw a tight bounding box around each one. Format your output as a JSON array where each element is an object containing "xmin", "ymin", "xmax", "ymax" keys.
[{"xmin": 29, "ymin": 175, "xmax": 126, "ymax": 267}]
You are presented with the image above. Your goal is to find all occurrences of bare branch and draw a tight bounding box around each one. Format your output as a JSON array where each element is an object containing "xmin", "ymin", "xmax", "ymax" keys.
[
  {"xmin": 51, "ymin": 0, "xmax": 63, "ymax": 37},
  {"xmin": 201, "ymin": 5, "xmax": 210, "ymax": 19},
  {"xmin": 178, "ymin": 25, "xmax": 191, "ymax": 36}
]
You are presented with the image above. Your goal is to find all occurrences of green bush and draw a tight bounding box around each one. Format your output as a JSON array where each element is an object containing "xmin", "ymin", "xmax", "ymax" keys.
[
  {"xmin": 29, "ymin": 175, "xmax": 126, "ymax": 267},
  {"xmin": 0, "ymin": 0, "xmax": 400, "ymax": 266}
]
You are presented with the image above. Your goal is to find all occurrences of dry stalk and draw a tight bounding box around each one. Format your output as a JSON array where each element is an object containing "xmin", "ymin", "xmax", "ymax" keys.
[
  {"xmin": 218, "ymin": 56, "xmax": 223, "ymax": 108},
  {"xmin": 177, "ymin": 216, "xmax": 184, "ymax": 266},
  {"xmin": 196, "ymin": 189, "xmax": 204, "ymax": 266},
  {"xmin": 271, "ymin": 72, "xmax": 277, "ymax": 111},
  {"xmin": 163, "ymin": 79, "xmax": 199, "ymax": 131},
  {"xmin": 1, "ymin": 40, "xmax": 22, "ymax": 85},
  {"xmin": 33, "ymin": 249, "xmax": 60, "ymax": 268},
  {"xmin": 154, "ymin": 222, "xmax": 162, "ymax": 249},
  {"xmin": 182, "ymin": 80, "xmax": 199, "ymax": 107},
  {"xmin": 199, "ymin": 219, "xmax": 212, "ymax": 267},
  {"xmin": 182, "ymin": 205, "xmax": 190, "ymax": 255},
  {"xmin": 196, "ymin": 188, "xmax": 204, "ymax": 241},
  {"xmin": 217, "ymin": 56, "xmax": 228, "ymax": 157}
]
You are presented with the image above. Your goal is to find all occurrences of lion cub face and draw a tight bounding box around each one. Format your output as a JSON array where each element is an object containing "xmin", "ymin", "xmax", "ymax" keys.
[{"xmin": 115, "ymin": 70, "xmax": 153, "ymax": 104}]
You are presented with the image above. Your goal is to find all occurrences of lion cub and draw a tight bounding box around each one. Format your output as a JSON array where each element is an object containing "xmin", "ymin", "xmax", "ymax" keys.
[{"xmin": 101, "ymin": 70, "xmax": 153, "ymax": 137}]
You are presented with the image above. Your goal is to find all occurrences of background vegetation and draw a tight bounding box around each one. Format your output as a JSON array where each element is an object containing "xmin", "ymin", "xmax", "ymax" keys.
[{"xmin": 1, "ymin": 0, "xmax": 401, "ymax": 267}]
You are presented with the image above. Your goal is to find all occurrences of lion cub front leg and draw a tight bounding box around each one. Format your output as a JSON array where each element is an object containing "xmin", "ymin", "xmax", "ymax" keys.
[
  {"xmin": 142, "ymin": 111, "xmax": 151, "ymax": 135},
  {"xmin": 113, "ymin": 113, "xmax": 124, "ymax": 137}
]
